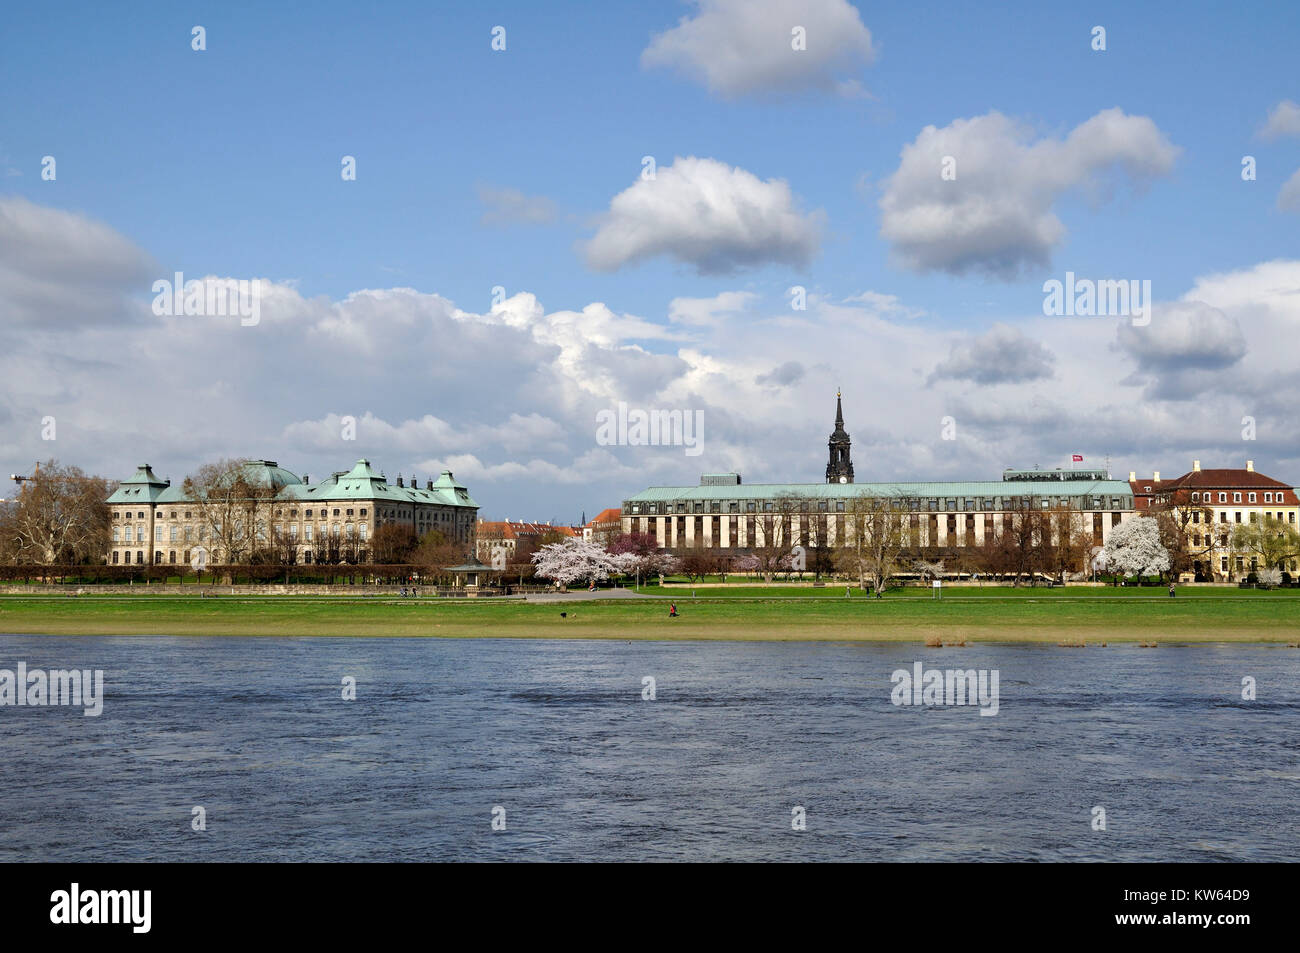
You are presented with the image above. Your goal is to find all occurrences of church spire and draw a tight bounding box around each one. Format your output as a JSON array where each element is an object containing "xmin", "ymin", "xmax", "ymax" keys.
[{"xmin": 826, "ymin": 391, "xmax": 854, "ymax": 484}]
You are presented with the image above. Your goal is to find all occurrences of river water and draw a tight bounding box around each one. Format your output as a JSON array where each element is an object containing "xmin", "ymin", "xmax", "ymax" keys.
[{"xmin": 1, "ymin": 635, "xmax": 1296, "ymax": 861}]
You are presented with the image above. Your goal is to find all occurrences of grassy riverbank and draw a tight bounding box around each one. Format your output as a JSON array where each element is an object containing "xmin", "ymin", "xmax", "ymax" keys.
[{"xmin": 1, "ymin": 587, "xmax": 1298, "ymax": 642}]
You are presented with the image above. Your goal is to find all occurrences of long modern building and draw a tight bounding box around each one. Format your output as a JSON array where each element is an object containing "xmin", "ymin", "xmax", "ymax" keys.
[
  {"xmin": 621, "ymin": 395, "xmax": 1135, "ymax": 554},
  {"xmin": 105, "ymin": 458, "xmax": 478, "ymax": 566}
]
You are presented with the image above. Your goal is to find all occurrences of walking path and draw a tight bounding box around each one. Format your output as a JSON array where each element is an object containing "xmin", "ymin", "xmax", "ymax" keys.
[{"xmin": 523, "ymin": 588, "xmax": 656, "ymax": 602}]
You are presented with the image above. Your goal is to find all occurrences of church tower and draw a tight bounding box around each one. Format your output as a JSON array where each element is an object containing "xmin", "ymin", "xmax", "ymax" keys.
[{"xmin": 825, "ymin": 390, "xmax": 854, "ymax": 484}]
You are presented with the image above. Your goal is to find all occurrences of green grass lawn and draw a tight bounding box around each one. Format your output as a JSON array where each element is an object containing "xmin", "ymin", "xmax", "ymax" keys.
[{"xmin": 1, "ymin": 586, "xmax": 1298, "ymax": 642}]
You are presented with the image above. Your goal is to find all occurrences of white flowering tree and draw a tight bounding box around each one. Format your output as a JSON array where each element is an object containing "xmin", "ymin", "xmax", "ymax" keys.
[
  {"xmin": 531, "ymin": 538, "xmax": 616, "ymax": 588},
  {"xmin": 1099, "ymin": 516, "xmax": 1170, "ymax": 580}
]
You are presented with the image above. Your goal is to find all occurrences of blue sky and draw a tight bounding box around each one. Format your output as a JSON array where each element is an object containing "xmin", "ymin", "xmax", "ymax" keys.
[{"xmin": 2, "ymin": 1, "xmax": 1299, "ymax": 521}]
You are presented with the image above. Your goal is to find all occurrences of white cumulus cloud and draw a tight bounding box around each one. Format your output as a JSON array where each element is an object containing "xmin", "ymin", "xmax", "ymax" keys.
[
  {"xmin": 878, "ymin": 108, "xmax": 1180, "ymax": 278},
  {"xmin": 641, "ymin": 0, "xmax": 876, "ymax": 99},
  {"xmin": 583, "ymin": 156, "xmax": 822, "ymax": 274}
]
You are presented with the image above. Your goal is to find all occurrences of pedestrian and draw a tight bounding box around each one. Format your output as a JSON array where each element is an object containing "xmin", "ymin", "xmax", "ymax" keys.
[
  {"xmin": 669, "ymin": 603, "xmax": 678, "ymax": 618},
  {"xmin": 845, "ymin": 586, "xmax": 850, "ymax": 597},
  {"xmin": 1169, "ymin": 583, "xmax": 1176, "ymax": 598}
]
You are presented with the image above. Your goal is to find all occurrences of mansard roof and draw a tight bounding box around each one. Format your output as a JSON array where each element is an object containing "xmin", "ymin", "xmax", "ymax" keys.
[{"xmin": 107, "ymin": 459, "xmax": 478, "ymax": 509}]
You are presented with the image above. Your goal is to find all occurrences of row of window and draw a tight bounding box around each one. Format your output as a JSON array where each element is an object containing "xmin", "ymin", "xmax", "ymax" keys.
[
  {"xmin": 1189, "ymin": 491, "xmax": 1290, "ymax": 504},
  {"xmin": 628, "ymin": 496, "xmax": 1128, "ymax": 516},
  {"xmin": 110, "ymin": 549, "xmax": 384, "ymax": 565}
]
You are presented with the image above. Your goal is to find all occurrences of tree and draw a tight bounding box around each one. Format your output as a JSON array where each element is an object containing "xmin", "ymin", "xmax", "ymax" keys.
[
  {"xmin": 1044, "ymin": 504, "xmax": 1092, "ymax": 584},
  {"xmin": 1232, "ymin": 516, "xmax": 1300, "ymax": 575},
  {"xmin": 371, "ymin": 523, "xmax": 418, "ymax": 563},
  {"xmin": 752, "ymin": 495, "xmax": 800, "ymax": 583},
  {"xmin": 531, "ymin": 538, "xmax": 615, "ymax": 588},
  {"xmin": 1148, "ymin": 487, "xmax": 1217, "ymax": 579},
  {"xmin": 1100, "ymin": 516, "xmax": 1170, "ymax": 579},
  {"xmin": 677, "ymin": 550, "xmax": 718, "ymax": 583},
  {"xmin": 838, "ymin": 494, "xmax": 915, "ymax": 595},
  {"xmin": 183, "ymin": 458, "xmax": 278, "ymax": 564},
  {"xmin": 1, "ymin": 460, "xmax": 112, "ymax": 565},
  {"xmin": 412, "ymin": 529, "xmax": 465, "ymax": 584},
  {"xmin": 998, "ymin": 498, "xmax": 1050, "ymax": 585}
]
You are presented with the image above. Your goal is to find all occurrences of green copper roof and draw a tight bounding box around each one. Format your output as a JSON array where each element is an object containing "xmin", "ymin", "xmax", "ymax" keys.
[
  {"xmin": 108, "ymin": 459, "xmax": 478, "ymax": 509},
  {"xmin": 105, "ymin": 464, "xmax": 170, "ymax": 504},
  {"xmin": 624, "ymin": 478, "xmax": 1134, "ymax": 504}
]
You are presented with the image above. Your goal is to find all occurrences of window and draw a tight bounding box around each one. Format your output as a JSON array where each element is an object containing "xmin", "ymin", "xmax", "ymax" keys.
[
  {"xmin": 1219, "ymin": 493, "xmax": 1227, "ymax": 503},
  {"xmin": 333, "ymin": 509, "xmax": 340, "ymax": 516},
  {"xmin": 305, "ymin": 509, "xmax": 313, "ymax": 517},
  {"xmin": 112, "ymin": 551, "xmax": 119, "ymax": 564},
  {"xmin": 305, "ymin": 525, "xmax": 313, "ymax": 541},
  {"xmin": 113, "ymin": 527, "xmax": 121, "ymax": 542},
  {"xmin": 1264, "ymin": 492, "xmax": 1273, "ymax": 503},
  {"xmin": 169, "ymin": 551, "xmax": 176, "ymax": 564},
  {"xmin": 360, "ymin": 509, "xmax": 367, "ymax": 516},
  {"xmin": 1249, "ymin": 492, "xmax": 1257, "ymax": 503},
  {"xmin": 1191, "ymin": 492, "xmax": 1199, "ymax": 502},
  {"xmin": 1235, "ymin": 512, "xmax": 1242, "ymax": 523},
  {"xmin": 346, "ymin": 509, "xmax": 354, "ymax": 516},
  {"xmin": 1234, "ymin": 492, "xmax": 1242, "ymax": 502},
  {"xmin": 359, "ymin": 524, "xmax": 367, "ymax": 540},
  {"xmin": 155, "ymin": 526, "xmax": 163, "ymax": 542}
]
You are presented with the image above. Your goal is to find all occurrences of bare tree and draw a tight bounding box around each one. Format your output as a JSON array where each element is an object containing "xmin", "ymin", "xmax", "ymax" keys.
[
  {"xmin": 838, "ymin": 494, "xmax": 915, "ymax": 595},
  {"xmin": 183, "ymin": 458, "xmax": 278, "ymax": 564},
  {"xmin": 2, "ymin": 460, "xmax": 112, "ymax": 564},
  {"xmin": 1044, "ymin": 504, "xmax": 1091, "ymax": 584},
  {"xmin": 752, "ymin": 495, "xmax": 800, "ymax": 583}
]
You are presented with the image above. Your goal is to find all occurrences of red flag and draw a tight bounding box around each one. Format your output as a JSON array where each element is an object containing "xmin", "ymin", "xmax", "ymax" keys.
[{"xmin": 1072, "ymin": 454, "xmax": 1083, "ymax": 462}]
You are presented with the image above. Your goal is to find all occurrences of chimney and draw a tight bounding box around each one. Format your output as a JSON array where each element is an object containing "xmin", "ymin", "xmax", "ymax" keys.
[
  {"xmin": 303, "ymin": 474, "xmax": 309, "ymax": 484},
  {"xmin": 1247, "ymin": 460, "xmax": 1254, "ymax": 472},
  {"xmin": 1193, "ymin": 460, "xmax": 1200, "ymax": 472},
  {"xmin": 396, "ymin": 474, "xmax": 404, "ymax": 487},
  {"xmin": 427, "ymin": 479, "xmax": 433, "ymax": 490},
  {"xmin": 1128, "ymin": 471, "xmax": 1136, "ymax": 482},
  {"xmin": 1153, "ymin": 471, "xmax": 1160, "ymax": 483}
]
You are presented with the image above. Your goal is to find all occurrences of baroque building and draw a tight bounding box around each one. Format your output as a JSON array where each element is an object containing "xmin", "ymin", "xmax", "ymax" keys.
[
  {"xmin": 1129, "ymin": 460, "xmax": 1299, "ymax": 581},
  {"xmin": 105, "ymin": 459, "xmax": 478, "ymax": 566}
]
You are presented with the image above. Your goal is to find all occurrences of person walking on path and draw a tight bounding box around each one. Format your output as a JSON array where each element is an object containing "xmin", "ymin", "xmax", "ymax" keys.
[{"xmin": 669, "ymin": 603, "xmax": 678, "ymax": 617}]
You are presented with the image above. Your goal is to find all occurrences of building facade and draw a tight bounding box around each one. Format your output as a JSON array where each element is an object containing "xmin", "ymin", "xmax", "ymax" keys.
[
  {"xmin": 474, "ymin": 519, "xmax": 578, "ymax": 565},
  {"xmin": 621, "ymin": 395, "xmax": 1134, "ymax": 556},
  {"xmin": 106, "ymin": 459, "xmax": 478, "ymax": 566},
  {"xmin": 1129, "ymin": 460, "xmax": 1299, "ymax": 580}
]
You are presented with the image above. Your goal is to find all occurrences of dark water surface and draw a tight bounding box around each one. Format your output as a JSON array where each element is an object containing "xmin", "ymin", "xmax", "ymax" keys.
[{"xmin": 1, "ymin": 635, "xmax": 1296, "ymax": 861}]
